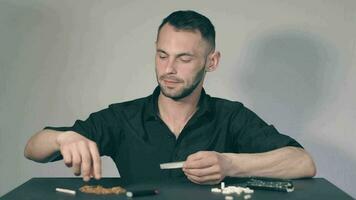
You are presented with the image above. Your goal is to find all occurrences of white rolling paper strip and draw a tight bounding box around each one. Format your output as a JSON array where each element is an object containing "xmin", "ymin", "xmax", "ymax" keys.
[{"xmin": 160, "ymin": 161, "xmax": 185, "ymax": 169}]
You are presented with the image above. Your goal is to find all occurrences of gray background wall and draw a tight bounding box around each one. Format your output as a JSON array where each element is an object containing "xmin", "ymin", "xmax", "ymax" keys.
[{"xmin": 1, "ymin": 0, "xmax": 355, "ymax": 198}]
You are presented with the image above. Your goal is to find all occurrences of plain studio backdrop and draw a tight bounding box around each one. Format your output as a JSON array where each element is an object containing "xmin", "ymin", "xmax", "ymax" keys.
[{"xmin": 1, "ymin": 0, "xmax": 355, "ymax": 198}]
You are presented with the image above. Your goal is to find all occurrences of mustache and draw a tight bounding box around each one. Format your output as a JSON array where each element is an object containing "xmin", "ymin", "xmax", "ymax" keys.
[{"xmin": 159, "ymin": 75, "xmax": 183, "ymax": 82}]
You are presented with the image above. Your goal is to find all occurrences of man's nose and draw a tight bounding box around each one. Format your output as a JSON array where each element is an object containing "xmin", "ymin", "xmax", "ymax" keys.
[{"xmin": 165, "ymin": 59, "xmax": 177, "ymax": 74}]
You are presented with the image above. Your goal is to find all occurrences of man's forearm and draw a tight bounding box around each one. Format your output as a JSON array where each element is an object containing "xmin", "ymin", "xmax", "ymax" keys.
[
  {"xmin": 24, "ymin": 129, "xmax": 61, "ymax": 163},
  {"xmin": 223, "ymin": 147, "xmax": 316, "ymax": 179}
]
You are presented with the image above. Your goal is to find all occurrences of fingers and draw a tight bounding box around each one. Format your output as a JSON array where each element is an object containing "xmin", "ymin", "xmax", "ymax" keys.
[
  {"xmin": 71, "ymin": 146, "xmax": 81, "ymax": 176},
  {"xmin": 184, "ymin": 165, "xmax": 221, "ymax": 177},
  {"xmin": 184, "ymin": 152, "xmax": 218, "ymax": 169},
  {"xmin": 184, "ymin": 158, "xmax": 215, "ymax": 169},
  {"xmin": 184, "ymin": 164, "xmax": 224, "ymax": 184},
  {"xmin": 61, "ymin": 147, "xmax": 72, "ymax": 168},
  {"xmin": 186, "ymin": 173, "xmax": 223, "ymax": 184},
  {"xmin": 186, "ymin": 151, "xmax": 207, "ymax": 161},
  {"xmin": 183, "ymin": 151, "xmax": 226, "ymax": 184},
  {"xmin": 60, "ymin": 138, "xmax": 101, "ymax": 181},
  {"xmin": 78, "ymin": 141, "xmax": 91, "ymax": 181},
  {"xmin": 88, "ymin": 142, "xmax": 101, "ymax": 180}
]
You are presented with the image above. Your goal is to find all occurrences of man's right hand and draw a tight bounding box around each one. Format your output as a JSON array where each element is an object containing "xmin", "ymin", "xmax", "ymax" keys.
[{"xmin": 56, "ymin": 131, "xmax": 102, "ymax": 181}]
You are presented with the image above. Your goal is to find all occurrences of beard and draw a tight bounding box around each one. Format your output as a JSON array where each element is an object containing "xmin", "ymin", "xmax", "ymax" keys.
[{"xmin": 156, "ymin": 66, "xmax": 206, "ymax": 100}]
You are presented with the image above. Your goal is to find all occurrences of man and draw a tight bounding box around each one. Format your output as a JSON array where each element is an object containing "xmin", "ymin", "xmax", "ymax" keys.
[{"xmin": 24, "ymin": 10, "xmax": 316, "ymax": 184}]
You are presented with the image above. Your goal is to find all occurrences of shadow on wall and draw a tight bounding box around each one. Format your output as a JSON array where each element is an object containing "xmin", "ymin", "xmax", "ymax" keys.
[
  {"xmin": 236, "ymin": 29, "xmax": 356, "ymax": 197},
  {"xmin": 236, "ymin": 29, "xmax": 339, "ymax": 134}
]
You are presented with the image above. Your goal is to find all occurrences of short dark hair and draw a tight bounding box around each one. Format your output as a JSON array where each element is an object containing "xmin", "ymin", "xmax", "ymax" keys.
[{"xmin": 157, "ymin": 10, "xmax": 216, "ymax": 50}]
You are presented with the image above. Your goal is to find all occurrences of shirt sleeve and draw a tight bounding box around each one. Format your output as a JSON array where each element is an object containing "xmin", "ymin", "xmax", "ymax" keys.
[
  {"xmin": 44, "ymin": 106, "xmax": 122, "ymax": 161},
  {"xmin": 230, "ymin": 105, "xmax": 302, "ymax": 153}
]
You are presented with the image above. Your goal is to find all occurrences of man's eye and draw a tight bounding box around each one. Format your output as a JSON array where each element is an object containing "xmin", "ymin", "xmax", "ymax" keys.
[
  {"xmin": 158, "ymin": 54, "xmax": 167, "ymax": 59},
  {"xmin": 180, "ymin": 57, "xmax": 192, "ymax": 63}
]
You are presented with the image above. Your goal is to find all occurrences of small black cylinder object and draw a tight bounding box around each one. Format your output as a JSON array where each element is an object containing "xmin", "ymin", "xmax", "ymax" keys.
[{"xmin": 126, "ymin": 189, "xmax": 159, "ymax": 198}]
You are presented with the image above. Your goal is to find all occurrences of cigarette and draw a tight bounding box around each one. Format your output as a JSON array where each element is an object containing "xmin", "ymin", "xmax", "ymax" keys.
[
  {"xmin": 160, "ymin": 161, "xmax": 185, "ymax": 169},
  {"xmin": 55, "ymin": 187, "xmax": 76, "ymax": 195}
]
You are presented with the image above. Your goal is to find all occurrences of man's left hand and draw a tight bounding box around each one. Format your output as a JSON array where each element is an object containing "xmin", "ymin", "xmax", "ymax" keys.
[{"xmin": 183, "ymin": 151, "xmax": 232, "ymax": 184}]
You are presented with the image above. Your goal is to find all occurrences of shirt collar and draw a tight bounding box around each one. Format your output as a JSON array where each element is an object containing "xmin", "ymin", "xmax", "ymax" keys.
[{"xmin": 144, "ymin": 86, "xmax": 213, "ymax": 121}]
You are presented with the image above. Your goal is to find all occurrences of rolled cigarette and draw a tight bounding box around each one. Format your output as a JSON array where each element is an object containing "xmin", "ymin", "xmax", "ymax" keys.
[
  {"xmin": 56, "ymin": 187, "xmax": 76, "ymax": 195},
  {"xmin": 160, "ymin": 161, "xmax": 185, "ymax": 169}
]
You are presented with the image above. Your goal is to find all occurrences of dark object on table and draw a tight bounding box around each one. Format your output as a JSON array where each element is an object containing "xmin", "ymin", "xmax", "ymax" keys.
[{"xmin": 246, "ymin": 177, "xmax": 294, "ymax": 192}]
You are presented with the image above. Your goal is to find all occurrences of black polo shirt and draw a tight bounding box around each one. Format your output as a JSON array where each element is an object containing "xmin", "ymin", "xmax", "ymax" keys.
[{"xmin": 46, "ymin": 87, "xmax": 302, "ymax": 183}]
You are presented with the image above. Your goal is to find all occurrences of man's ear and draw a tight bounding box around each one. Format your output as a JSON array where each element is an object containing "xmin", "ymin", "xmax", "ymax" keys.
[{"xmin": 206, "ymin": 51, "xmax": 221, "ymax": 72}]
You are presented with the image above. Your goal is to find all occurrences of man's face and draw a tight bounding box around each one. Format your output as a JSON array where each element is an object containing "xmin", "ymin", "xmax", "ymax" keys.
[{"xmin": 155, "ymin": 24, "xmax": 211, "ymax": 100}]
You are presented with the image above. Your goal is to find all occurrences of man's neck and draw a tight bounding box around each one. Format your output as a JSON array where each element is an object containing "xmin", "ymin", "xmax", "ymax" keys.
[{"xmin": 158, "ymin": 86, "xmax": 202, "ymax": 136}]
